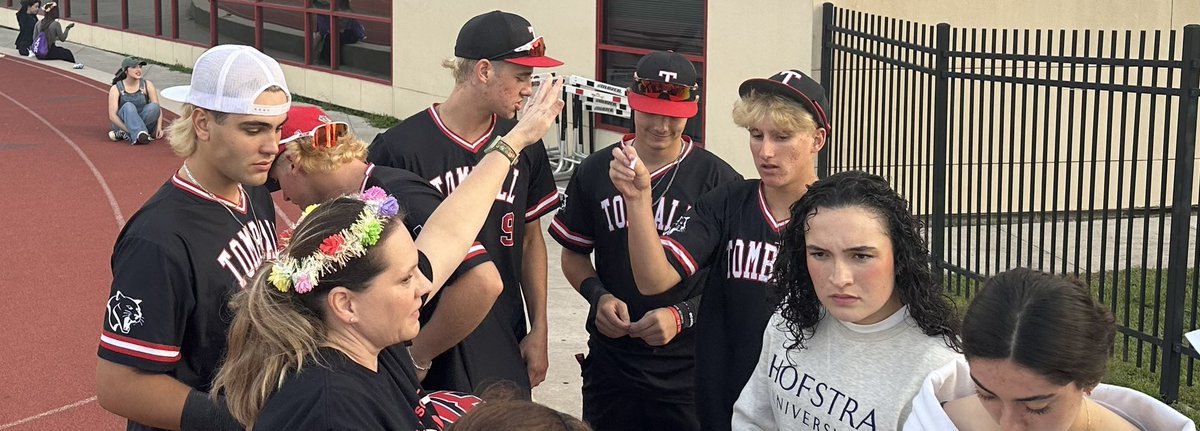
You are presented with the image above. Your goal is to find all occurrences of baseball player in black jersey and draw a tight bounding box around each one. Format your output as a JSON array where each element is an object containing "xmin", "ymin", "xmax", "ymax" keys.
[
  {"xmin": 95, "ymin": 45, "xmax": 291, "ymax": 431},
  {"xmin": 368, "ymin": 10, "xmax": 563, "ymax": 391},
  {"xmin": 610, "ymin": 69, "xmax": 832, "ymax": 431},
  {"xmin": 549, "ymin": 51, "xmax": 741, "ymax": 430},
  {"xmin": 268, "ymin": 105, "xmax": 529, "ymax": 395}
]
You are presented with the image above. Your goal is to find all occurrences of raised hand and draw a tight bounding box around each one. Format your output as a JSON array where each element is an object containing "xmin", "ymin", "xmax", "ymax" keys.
[
  {"xmin": 502, "ymin": 77, "xmax": 565, "ymax": 152},
  {"xmin": 609, "ymin": 144, "xmax": 651, "ymax": 201}
]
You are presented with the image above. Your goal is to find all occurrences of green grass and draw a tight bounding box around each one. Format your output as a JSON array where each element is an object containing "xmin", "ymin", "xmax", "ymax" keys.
[
  {"xmin": 140, "ymin": 60, "xmax": 401, "ymax": 129},
  {"xmin": 944, "ymin": 269, "xmax": 1200, "ymax": 422}
]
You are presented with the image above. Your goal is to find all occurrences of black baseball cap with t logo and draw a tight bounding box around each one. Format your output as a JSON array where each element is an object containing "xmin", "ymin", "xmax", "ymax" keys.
[
  {"xmin": 455, "ymin": 10, "xmax": 563, "ymax": 68},
  {"xmin": 627, "ymin": 51, "xmax": 700, "ymax": 118},
  {"xmin": 738, "ymin": 69, "xmax": 831, "ymax": 134}
]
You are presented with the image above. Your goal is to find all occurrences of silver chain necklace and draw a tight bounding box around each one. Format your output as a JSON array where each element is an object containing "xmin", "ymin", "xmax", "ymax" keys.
[
  {"xmin": 181, "ymin": 162, "xmax": 255, "ymax": 228},
  {"xmin": 632, "ymin": 139, "xmax": 685, "ymax": 203}
]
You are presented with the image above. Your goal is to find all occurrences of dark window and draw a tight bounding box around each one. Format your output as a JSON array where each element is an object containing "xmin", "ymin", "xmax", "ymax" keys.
[
  {"xmin": 598, "ymin": 0, "xmax": 706, "ymax": 141},
  {"xmin": 56, "ymin": 0, "xmax": 391, "ymax": 83},
  {"xmin": 125, "ymin": 0, "xmax": 159, "ymax": 36},
  {"xmin": 95, "ymin": 0, "xmax": 120, "ymax": 28},
  {"xmin": 63, "ymin": 0, "xmax": 93, "ymax": 23}
]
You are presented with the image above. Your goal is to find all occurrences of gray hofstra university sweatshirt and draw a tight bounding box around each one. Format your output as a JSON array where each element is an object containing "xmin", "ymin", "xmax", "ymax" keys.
[{"xmin": 732, "ymin": 307, "xmax": 960, "ymax": 431}]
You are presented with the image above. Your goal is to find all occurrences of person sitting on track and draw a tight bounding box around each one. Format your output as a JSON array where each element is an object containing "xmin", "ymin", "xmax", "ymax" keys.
[{"xmin": 107, "ymin": 57, "xmax": 163, "ymax": 145}]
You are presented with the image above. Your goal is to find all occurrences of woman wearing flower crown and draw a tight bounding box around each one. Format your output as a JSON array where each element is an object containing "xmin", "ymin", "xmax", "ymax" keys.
[{"xmin": 210, "ymin": 78, "xmax": 564, "ymax": 429}]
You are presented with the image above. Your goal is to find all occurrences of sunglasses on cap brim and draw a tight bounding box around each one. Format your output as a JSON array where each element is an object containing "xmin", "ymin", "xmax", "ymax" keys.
[
  {"xmin": 488, "ymin": 36, "xmax": 547, "ymax": 60},
  {"xmin": 637, "ymin": 79, "xmax": 697, "ymax": 102}
]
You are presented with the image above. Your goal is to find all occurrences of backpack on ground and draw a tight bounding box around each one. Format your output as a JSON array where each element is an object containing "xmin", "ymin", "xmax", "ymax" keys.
[{"xmin": 31, "ymin": 31, "xmax": 48, "ymax": 58}]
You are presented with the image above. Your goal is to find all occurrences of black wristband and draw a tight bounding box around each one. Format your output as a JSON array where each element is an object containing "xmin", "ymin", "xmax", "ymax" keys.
[
  {"xmin": 579, "ymin": 277, "xmax": 611, "ymax": 306},
  {"xmin": 673, "ymin": 295, "xmax": 699, "ymax": 329},
  {"xmin": 181, "ymin": 389, "xmax": 243, "ymax": 431}
]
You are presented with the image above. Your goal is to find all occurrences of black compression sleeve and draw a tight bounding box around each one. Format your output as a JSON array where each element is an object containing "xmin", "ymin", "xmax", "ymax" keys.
[
  {"xmin": 579, "ymin": 277, "xmax": 611, "ymax": 306},
  {"xmin": 180, "ymin": 389, "xmax": 243, "ymax": 431}
]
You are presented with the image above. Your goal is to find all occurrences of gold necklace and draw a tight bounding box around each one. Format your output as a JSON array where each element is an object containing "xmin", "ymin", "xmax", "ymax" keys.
[{"xmin": 1081, "ymin": 398, "xmax": 1093, "ymax": 431}]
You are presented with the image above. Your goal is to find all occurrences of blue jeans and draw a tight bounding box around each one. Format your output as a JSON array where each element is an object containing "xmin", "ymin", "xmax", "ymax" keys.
[{"xmin": 111, "ymin": 102, "xmax": 161, "ymax": 143}]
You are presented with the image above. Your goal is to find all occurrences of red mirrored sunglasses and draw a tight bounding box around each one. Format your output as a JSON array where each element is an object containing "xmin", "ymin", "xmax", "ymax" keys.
[
  {"xmin": 637, "ymin": 79, "xmax": 697, "ymax": 102},
  {"xmin": 489, "ymin": 36, "xmax": 546, "ymax": 60}
]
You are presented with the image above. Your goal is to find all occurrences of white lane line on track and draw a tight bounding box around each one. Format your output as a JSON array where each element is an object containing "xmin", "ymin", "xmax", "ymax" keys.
[
  {"xmin": 0, "ymin": 396, "xmax": 97, "ymax": 430},
  {"xmin": 0, "ymin": 89, "xmax": 126, "ymax": 228},
  {"xmin": 4, "ymin": 56, "xmax": 110, "ymax": 92},
  {"xmin": 275, "ymin": 203, "xmax": 296, "ymax": 228}
]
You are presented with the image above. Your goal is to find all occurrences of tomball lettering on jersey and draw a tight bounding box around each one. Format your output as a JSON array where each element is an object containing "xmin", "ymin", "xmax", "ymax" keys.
[
  {"xmin": 429, "ymin": 165, "xmax": 522, "ymax": 204},
  {"xmin": 769, "ymin": 353, "xmax": 877, "ymax": 431},
  {"xmin": 727, "ymin": 239, "xmax": 778, "ymax": 282},
  {"xmin": 217, "ymin": 219, "xmax": 279, "ymax": 288},
  {"xmin": 599, "ymin": 195, "xmax": 688, "ymax": 233}
]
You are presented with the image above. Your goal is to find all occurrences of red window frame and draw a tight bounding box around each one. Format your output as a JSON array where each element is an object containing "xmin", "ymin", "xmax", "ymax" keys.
[{"xmin": 595, "ymin": 0, "xmax": 708, "ymax": 143}]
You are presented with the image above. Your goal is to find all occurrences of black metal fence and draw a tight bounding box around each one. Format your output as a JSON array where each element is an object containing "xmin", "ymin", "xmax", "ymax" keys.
[{"xmin": 818, "ymin": 3, "xmax": 1200, "ymax": 402}]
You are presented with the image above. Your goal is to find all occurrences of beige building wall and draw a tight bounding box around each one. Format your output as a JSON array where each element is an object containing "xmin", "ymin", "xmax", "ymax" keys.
[
  {"xmin": 392, "ymin": 1, "xmax": 817, "ymax": 175},
  {"xmin": 1, "ymin": 2, "xmax": 824, "ymax": 175}
]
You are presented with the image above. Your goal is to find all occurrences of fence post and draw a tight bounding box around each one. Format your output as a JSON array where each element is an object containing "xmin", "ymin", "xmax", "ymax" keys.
[
  {"xmin": 1161, "ymin": 24, "xmax": 1200, "ymax": 404},
  {"xmin": 929, "ymin": 23, "xmax": 952, "ymax": 284},
  {"xmin": 818, "ymin": 3, "xmax": 835, "ymax": 179}
]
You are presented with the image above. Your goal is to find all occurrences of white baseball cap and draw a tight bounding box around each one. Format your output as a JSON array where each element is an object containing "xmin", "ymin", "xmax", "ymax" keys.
[{"xmin": 160, "ymin": 45, "xmax": 291, "ymax": 116}]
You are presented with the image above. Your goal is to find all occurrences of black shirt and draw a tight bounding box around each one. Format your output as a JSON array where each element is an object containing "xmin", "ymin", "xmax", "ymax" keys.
[
  {"xmin": 364, "ymin": 164, "xmax": 530, "ymax": 395},
  {"xmin": 255, "ymin": 346, "xmax": 450, "ymax": 430},
  {"xmin": 98, "ymin": 174, "xmax": 277, "ymax": 431},
  {"xmin": 660, "ymin": 180, "xmax": 787, "ymax": 431},
  {"xmin": 548, "ymin": 135, "xmax": 741, "ymax": 397},
  {"xmin": 369, "ymin": 106, "xmax": 560, "ymax": 340}
]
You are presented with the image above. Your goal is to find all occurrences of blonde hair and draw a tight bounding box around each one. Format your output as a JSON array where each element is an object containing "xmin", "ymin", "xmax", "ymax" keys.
[
  {"xmin": 731, "ymin": 90, "xmax": 819, "ymax": 136},
  {"xmin": 166, "ymin": 104, "xmax": 223, "ymax": 157},
  {"xmin": 283, "ymin": 131, "xmax": 368, "ymax": 174},
  {"xmin": 166, "ymin": 86, "xmax": 287, "ymax": 158},
  {"xmin": 442, "ymin": 56, "xmax": 479, "ymax": 84},
  {"xmin": 211, "ymin": 266, "xmax": 324, "ymax": 426}
]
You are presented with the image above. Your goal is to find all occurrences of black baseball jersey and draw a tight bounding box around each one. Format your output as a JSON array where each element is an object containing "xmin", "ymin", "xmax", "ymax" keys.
[
  {"xmin": 98, "ymin": 174, "xmax": 277, "ymax": 431},
  {"xmin": 365, "ymin": 164, "xmax": 531, "ymax": 396},
  {"xmin": 659, "ymin": 179, "xmax": 787, "ymax": 431},
  {"xmin": 255, "ymin": 345, "xmax": 480, "ymax": 430},
  {"xmin": 363, "ymin": 164, "xmax": 490, "ymax": 282},
  {"xmin": 549, "ymin": 135, "xmax": 741, "ymax": 397},
  {"xmin": 368, "ymin": 106, "xmax": 560, "ymax": 340}
]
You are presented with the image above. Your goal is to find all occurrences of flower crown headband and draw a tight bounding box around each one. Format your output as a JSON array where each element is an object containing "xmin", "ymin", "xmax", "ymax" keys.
[{"xmin": 268, "ymin": 187, "xmax": 400, "ymax": 294}]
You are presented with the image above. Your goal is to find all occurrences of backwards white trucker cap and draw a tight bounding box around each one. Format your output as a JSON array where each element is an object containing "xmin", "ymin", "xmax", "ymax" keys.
[{"xmin": 160, "ymin": 45, "xmax": 291, "ymax": 116}]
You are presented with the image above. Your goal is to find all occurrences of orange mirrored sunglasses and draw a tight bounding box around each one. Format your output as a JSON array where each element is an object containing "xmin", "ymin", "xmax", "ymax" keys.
[
  {"xmin": 637, "ymin": 79, "xmax": 697, "ymax": 102},
  {"xmin": 306, "ymin": 122, "xmax": 349, "ymax": 149}
]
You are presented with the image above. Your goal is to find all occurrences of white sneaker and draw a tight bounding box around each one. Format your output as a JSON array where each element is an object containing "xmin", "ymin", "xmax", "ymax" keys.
[
  {"xmin": 108, "ymin": 130, "xmax": 129, "ymax": 142},
  {"xmin": 72, "ymin": 63, "xmax": 84, "ymax": 69},
  {"xmin": 134, "ymin": 131, "xmax": 151, "ymax": 145}
]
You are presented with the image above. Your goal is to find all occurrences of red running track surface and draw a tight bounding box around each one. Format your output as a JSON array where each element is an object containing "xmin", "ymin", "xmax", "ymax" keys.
[{"xmin": 0, "ymin": 54, "xmax": 299, "ymax": 430}]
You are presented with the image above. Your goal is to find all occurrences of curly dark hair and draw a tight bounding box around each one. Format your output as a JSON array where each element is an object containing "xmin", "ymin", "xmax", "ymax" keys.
[
  {"xmin": 771, "ymin": 170, "xmax": 961, "ymax": 351},
  {"xmin": 963, "ymin": 268, "xmax": 1116, "ymax": 389}
]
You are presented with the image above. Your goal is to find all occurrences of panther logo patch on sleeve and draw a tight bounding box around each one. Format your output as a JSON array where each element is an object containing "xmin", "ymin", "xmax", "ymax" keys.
[
  {"xmin": 107, "ymin": 291, "xmax": 145, "ymax": 334},
  {"xmin": 665, "ymin": 216, "xmax": 691, "ymax": 236}
]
